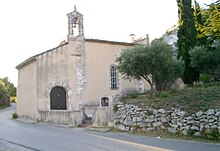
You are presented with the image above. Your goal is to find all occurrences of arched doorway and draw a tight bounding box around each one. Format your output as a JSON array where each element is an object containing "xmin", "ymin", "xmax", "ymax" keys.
[{"xmin": 50, "ymin": 86, "xmax": 67, "ymax": 110}]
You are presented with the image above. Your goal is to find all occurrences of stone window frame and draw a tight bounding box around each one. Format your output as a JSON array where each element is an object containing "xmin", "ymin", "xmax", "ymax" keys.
[
  {"xmin": 109, "ymin": 64, "xmax": 119, "ymax": 90},
  {"xmin": 100, "ymin": 97, "xmax": 109, "ymax": 107}
]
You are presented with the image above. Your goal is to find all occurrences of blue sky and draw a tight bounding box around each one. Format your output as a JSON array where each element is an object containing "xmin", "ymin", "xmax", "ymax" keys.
[{"xmin": 0, "ymin": 0, "xmax": 213, "ymax": 85}]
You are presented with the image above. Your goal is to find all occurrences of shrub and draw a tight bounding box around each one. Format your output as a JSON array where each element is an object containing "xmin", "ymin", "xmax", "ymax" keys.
[
  {"xmin": 12, "ymin": 112, "xmax": 18, "ymax": 119},
  {"xmin": 201, "ymin": 128, "xmax": 220, "ymax": 141},
  {"xmin": 187, "ymin": 129, "xmax": 197, "ymax": 136},
  {"xmin": 199, "ymin": 74, "xmax": 210, "ymax": 83},
  {"xmin": 127, "ymin": 91, "xmax": 139, "ymax": 99},
  {"xmin": 113, "ymin": 104, "xmax": 119, "ymax": 112}
]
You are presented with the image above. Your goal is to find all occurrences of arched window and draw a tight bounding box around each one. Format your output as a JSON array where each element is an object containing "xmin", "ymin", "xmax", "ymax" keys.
[
  {"xmin": 110, "ymin": 65, "xmax": 119, "ymax": 89},
  {"xmin": 50, "ymin": 86, "xmax": 67, "ymax": 110},
  {"xmin": 101, "ymin": 97, "xmax": 109, "ymax": 107}
]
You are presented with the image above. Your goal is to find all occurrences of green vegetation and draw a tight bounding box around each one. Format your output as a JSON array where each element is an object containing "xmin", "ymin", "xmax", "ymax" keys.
[
  {"xmin": 189, "ymin": 40, "xmax": 220, "ymax": 81},
  {"xmin": 113, "ymin": 104, "xmax": 119, "ymax": 112},
  {"xmin": 177, "ymin": 0, "xmax": 199, "ymax": 84},
  {"xmin": 0, "ymin": 77, "xmax": 16, "ymax": 103},
  {"xmin": 0, "ymin": 77, "xmax": 16, "ymax": 97},
  {"xmin": 198, "ymin": 0, "xmax": 220, "ymax": 43},
  {"xmin": 122, "ymin": 81, "xmax": 220, "ymax": 113},
  {"xmin": 12, "ymin": 112, "xmax": 18, "ymax": 119},
  {"xmin": 0, "ymin": 104, "xmax": 10, "ymax": 110},
  {"xmin": 116, "ymin": 39, "xmax": 183, "ymax": 93}
]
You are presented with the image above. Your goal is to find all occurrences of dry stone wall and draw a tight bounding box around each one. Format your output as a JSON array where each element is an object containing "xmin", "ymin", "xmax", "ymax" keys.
[{"xmin": 114, "ymin": 103, "xmax": 220, "ymax": 136}]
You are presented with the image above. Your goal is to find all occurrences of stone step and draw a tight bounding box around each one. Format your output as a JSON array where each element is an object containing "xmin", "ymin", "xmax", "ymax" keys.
[
  {"xmin": 78, "ymin": 118, "xmax": 92, "ymax": 127},
  {"xmin": 82, "ymin": 119, "xmax": 92, "ymax": 124},
  {"xmin": 78, "ymin": 123, "xmax": 92, "ymax": 128}
]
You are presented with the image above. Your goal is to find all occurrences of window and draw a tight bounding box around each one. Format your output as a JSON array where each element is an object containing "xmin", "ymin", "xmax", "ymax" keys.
[
  {"xmin": 101, "ymin": 97, "xmax": 109, "ymax": 107},
  {"xmin": 50, "ymin": 86, "xmax": 67, "ymax": 110},
  {"xmin": 110, "ymin": 65, "xmax": 119, "ymax": 89}
]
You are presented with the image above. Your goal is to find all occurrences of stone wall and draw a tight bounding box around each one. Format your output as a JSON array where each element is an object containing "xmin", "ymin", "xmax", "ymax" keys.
[
  {"xmin": 114, "ymin": 104, "xmax": 220, "ymax": 136},
  {"xmin": 38, "ymin": 110, "xmax": 81, "ymax": 126}
]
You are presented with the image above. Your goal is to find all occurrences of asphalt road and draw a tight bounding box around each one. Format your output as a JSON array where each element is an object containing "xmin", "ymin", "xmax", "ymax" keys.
[{"xmin": 0, "ymin": 104, "xmax": 219, "ymax": 151}]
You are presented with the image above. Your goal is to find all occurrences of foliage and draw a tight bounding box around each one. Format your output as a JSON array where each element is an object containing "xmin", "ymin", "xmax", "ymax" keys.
[
  {"xmin": 194, "ymin": 1, "xmax": 210, "ymax": 46},
  {"xmin": 199, "ymin": 74, "xmax": 210, "ymax": 83},
  {"xmin": 201, "ymin": 128, "xmax": 220, "ymax": 141},
  {"xmin": 189, "ymin": 40, "xmax": 220, "ymax": 80},
  {"xmin": 0, "ymin": 80, "xmax": 8, "ymax": 99},
  {"xmin": 122, "ymin": 81, "xmax": 220, "ymax": 113},
  {"xmin": 187, "ymin": 129, "xmax": 197, "ymax": 136},
  {"xmin": 150, "ymin": 40, "xmax": 184, "ymax": 91},
  {"xmin": 12, "ymin": 112, "xmax": 18, "ymax": 119},
  {"xmin": 177, "ymin": 0, "xmax": 199, "ymax": 84},
  {"xmin": 116, "ymin": 39, "xmax": 183, "ymax": 93},
  {"xmin": 0, "ymin": 104, "xmax": 10, "ymax": 110},
  {"xmin": 0, "ymin": 77, "xmax": 16, "ymax": 99},
  {"xmin": 201, "ymin": 0, "xmax": 220, "ymax": 43},
  {"xmin": 126, "ymin": 91, "xmax": 139, "ymax": 99},
  {"xmin": 113, "ymin": 104, "xmax": 119, "ymax": 112}
]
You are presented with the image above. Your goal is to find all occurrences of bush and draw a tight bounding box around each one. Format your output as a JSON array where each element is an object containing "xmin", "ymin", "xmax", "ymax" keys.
[
  {"xmin": 127, "ymin": 91, "xmax": 139, "ymax": 99},
  {"xmin": 187, "ymin": 129, "xmax": 197, "ymax": 136},
  {"xmin": 199, "ymin": 74, "xmax": 210, "ymax": 83},
  {"xmin": 201, "ymin": 128, "xmax": 220, "ymax": 141},
  {"xmin": 12, "ymin": 112, "xmax": 18, "ymax": 119},
  {"xmin": 113, "ymin": 104, "xmax": 119, "ymax": 112}
]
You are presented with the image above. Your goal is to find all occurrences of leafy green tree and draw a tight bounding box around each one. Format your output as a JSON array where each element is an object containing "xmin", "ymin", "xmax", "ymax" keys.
[
  {"xmin": 194, "ymin": 0, "xmax": 220, "ymax": 45},
  {"xmin": 194, "ymin": 0, "xmax": 209, "ymax": 46},
  {"xmin": 116, "ymin": 39, "xmax": 183, "ymax": 93},
  {"xmin": 177, "ymin": 0, "xmax": 199, "ymax": 84},
  {"xmin": 0, "ymin": 80, "xmax": 8, "ymax": 99},
  {"xmin": 190, "ymin": 40, "xmax": 220, "ymax": 80},
  {"xmin": 201, "ymin": 0, "xmax": 220, "ymax": 43},
  {"xmin": 0, "ymin": 77, "xmax": 16, "ymax": 98}
]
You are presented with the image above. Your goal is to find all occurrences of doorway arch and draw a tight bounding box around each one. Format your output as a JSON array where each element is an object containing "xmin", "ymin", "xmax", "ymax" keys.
[{"xmin": 50, "ymin": 86, "xmax": 67, "ymax": 110}]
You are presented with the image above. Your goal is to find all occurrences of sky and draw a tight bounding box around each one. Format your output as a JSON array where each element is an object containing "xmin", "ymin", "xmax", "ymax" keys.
[{"xmin": 0, "ymin": 0, "xmax": 213, "ymax": 86}]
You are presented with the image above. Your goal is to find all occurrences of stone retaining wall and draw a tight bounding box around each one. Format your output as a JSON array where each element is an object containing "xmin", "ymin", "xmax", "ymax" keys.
[{"xmin": 114, "ymin": 104, "xmax": 220, "ymax": 136}]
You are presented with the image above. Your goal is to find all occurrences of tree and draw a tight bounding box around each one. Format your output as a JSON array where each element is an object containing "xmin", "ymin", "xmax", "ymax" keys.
[
  {"xmin": 189, "ymin": 40, "xmax": 220, "ymax": 80},
  {"xmin": 194, "ymin": 0, "xmax": 220, "ymax": 45},
  {"xmin": 0, "ymin": 80, "xmax": 8, "ymax": 99},
  {"xmin": 116, "ymin": 39, "xmax": 183, "ymax": 93},
  {"xmin": 177, "ymin": 0, "xmax": 199, "ymax": 84},
  {"xmin": 194, "ymin": 0, "xmax": 209, "ymax": 46},
  {"xmin": 201, "ymin": 0, "xmax": 220, "ymax": 43},
  {"xmin": 0, "ymin": 77, "xmax": 16, "ymax": 98}
]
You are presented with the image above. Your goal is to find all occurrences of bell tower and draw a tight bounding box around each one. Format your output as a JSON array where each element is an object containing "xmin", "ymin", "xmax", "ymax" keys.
[{"xmin": 67, "ymin": 6, "xmax": 84, "ymax": 41}]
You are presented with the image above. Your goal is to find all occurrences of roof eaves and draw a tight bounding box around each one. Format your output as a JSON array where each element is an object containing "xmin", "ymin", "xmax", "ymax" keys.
[
  {"xmin": 86, "ymin": 39, "xmax": 134, "ymax": 46},
  {"xmin": 16, "ymin": 42, "xmax": 68, "ymax": 70}
]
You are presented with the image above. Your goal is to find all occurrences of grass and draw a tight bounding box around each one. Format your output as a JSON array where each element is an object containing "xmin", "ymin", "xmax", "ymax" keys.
[
  {"xmin": 0, "ymin": 104, "xmax": 10, "ymax": 110},
  {"xmin": 117, "ymin": 81, "xmax": 220, "ymax": 142},
  {"xmin": 122, "ymin": 81, "xmax": 220, "ymax": 113}
]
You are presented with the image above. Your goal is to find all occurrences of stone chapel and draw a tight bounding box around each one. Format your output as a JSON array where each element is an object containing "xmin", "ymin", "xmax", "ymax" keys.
[{"xmin": 16, "ymin": 7, "xmax": 150, "ymax": 126}]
